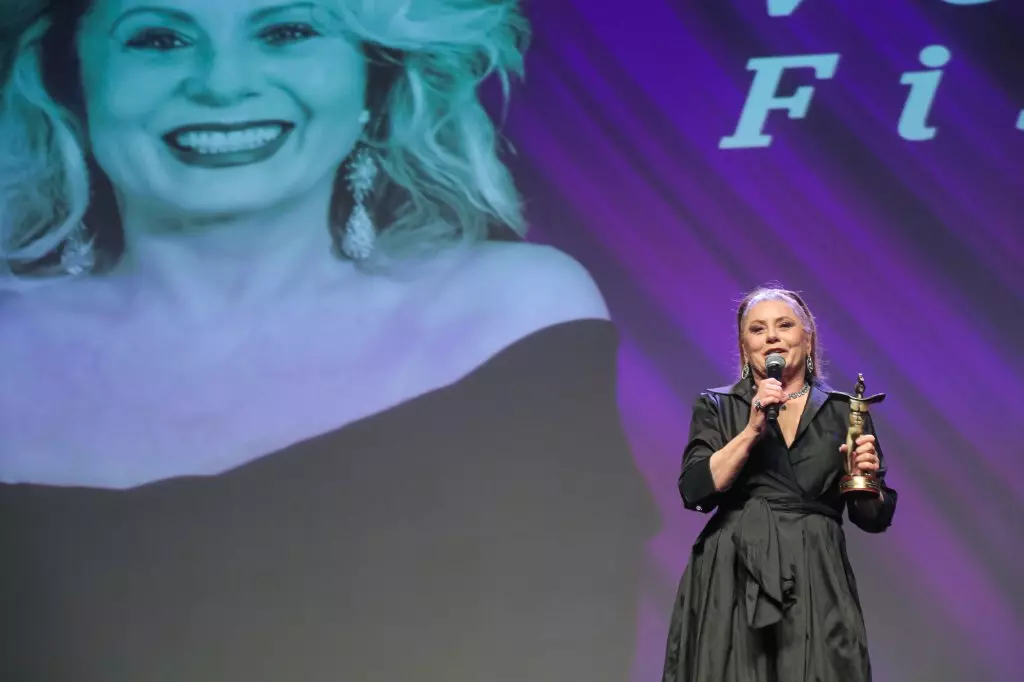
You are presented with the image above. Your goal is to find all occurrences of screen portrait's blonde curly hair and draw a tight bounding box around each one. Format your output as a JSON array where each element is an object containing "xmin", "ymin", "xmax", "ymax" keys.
[{"xmin": 0, "ymin": 0, "xmax": 529, "ymax": 283}]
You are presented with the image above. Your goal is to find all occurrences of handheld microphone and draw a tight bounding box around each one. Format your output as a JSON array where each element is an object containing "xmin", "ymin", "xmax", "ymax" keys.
[{"xmin": 764, "ymin": 353, "xmax": 786, "ymax": 422}]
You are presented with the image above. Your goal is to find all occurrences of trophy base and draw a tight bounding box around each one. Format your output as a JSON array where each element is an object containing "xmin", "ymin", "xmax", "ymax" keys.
[{"xmin": 838, "ymin": 474, "xmax": 883, "ymax": 498}]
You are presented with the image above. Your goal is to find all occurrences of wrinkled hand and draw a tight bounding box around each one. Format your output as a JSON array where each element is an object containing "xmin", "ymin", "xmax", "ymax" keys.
[
  {"xmin": 840, "ymin": 435, "xmax": 880, "ymax": 474},
  {"xmin": 747, "ymin": 379, "xmax": 788, "ymax": 434}
]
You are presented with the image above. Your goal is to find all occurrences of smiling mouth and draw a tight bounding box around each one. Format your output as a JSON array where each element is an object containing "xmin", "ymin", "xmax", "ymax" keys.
[
  {"xmin": 163, "ymin": 121, "xmax": 294, "ymax": 155},
  {"xmin": 764, "ymin": 348, "xmax": 788, "ymax": 356}
]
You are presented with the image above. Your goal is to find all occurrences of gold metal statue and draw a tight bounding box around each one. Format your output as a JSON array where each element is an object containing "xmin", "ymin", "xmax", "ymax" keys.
[{"xmin": 836, "ymin": 373, "xmax": 886, "ymax": 497}]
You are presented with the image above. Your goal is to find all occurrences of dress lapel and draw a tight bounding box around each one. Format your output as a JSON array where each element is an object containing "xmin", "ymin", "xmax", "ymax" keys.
[
  {"xmin": 709, "ymin": 379, "xmax": 755, "ymax": 404},
  {"xmin": 793, "ymin": 381, "xmax": 835, "ymax": 445},
  {"xmin": 709, "ymin": 378, "xmax": 831, "ymax": 443}
]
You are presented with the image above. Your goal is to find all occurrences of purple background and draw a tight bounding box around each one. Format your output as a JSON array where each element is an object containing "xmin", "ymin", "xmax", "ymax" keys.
[{"xmin": 503, "ymin": 1, "xmax": 1024, "ymax": 680}]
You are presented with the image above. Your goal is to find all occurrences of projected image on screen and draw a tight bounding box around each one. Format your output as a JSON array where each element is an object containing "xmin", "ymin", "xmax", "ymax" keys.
[{"xmin": 0, "ymin": 1, "xmax": 656, "ymax": 681}]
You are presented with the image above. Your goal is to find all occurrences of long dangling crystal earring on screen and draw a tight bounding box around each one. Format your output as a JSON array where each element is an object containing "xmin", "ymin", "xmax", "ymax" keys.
[
  {"xmin": 341, "ymin": 110, "xmax": 378, "ymax": 261},
  {"xmin": 741, "ymin": 361, "xmax": 751, "ymax": 380},
  {"xmin": 806, "ymin": 355, "xmax": 815, "ymax": 377},
  {"xmin": 61, "ymin": 223, "xmax": 95, "ymax": 275}
]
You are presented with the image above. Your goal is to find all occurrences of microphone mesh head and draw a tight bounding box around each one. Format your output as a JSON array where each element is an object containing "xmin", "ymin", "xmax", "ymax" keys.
[{"xmin": 765, "ymin": 353, "xmax": 786, "ymax": 371}]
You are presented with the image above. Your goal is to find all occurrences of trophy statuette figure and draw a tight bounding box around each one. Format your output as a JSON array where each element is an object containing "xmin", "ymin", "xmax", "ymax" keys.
[{"xmin": 837, "ymin": 373, "xmax": 886, "ymax": 497}]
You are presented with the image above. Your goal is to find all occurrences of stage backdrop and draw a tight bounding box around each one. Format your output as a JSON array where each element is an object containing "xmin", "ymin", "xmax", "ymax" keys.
[
  {"xmin": 509, "ymin": 1, "xmax": 1023, "ymax": 681},
  {"xmin": 2, "ymin": 1, "xmax": 1022, "ymax": 682}
]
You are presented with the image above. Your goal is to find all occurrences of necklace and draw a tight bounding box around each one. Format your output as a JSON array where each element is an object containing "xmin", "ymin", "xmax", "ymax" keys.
[{"xmin": 787, "ymin": 384, "xmax": 811, "ymax": 400}]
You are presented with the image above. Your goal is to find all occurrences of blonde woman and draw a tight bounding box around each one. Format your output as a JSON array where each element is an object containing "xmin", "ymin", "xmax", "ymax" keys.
[
  {"xmin": 662, "ymin": 286, "xmax": 897, "ymax": 682},
  {"xmin": 0, "ymin": 1, "xmax": 656, "ymax": 680}
]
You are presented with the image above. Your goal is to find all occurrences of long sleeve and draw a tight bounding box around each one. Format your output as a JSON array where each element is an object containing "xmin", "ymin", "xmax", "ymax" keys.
[
  {"xmin": 846, "ymin": 412, "xmax": 898, "ymax": 533},
  {"xmin": 678, "ymin": 394, "xmax": 725, "ymax": 514}
]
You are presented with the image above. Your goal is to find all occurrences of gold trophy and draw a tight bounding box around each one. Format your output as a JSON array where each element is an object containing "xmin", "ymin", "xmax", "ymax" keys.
[{"xmin": 837, "ymin": 373, "xmax": 886, "ymax": 497}]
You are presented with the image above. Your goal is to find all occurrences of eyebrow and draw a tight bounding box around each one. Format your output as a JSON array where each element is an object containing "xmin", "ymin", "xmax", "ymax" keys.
[
  {"xmin": 250, "ymin": 2, "xmax": 327, "ymax": 23},
  {"xmin": 110, "ymin": 2, "xmax": 326, "ymax": 33},
  {"xmin": 110, "ymin": 6, "xmax": 193, "ymax": 35}
]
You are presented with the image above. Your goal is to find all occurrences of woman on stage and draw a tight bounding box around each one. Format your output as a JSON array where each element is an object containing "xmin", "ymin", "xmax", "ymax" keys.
[{"xmin": 662, "ymin": 285, "xmax": 897, "ymax": 682}]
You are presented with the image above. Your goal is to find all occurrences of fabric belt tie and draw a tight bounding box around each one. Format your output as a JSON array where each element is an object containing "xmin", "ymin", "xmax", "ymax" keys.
[{"xmin": 730, "ymin": 497, "xmax": 840, "ymax": 629}]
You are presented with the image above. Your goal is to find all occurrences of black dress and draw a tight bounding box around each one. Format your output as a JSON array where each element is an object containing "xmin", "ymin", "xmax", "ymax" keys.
[
  {"xmin": 661, "ymin": 379, "xmax": 897, "ymax": 682},
  {"xmin": 0, "ymin": 319, "xmax": 658, "ymax": 682}
]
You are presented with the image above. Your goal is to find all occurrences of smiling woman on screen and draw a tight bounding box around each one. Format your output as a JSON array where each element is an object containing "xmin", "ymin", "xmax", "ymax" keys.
[{"xmin": 0, "ymin": 1, "xmax": 656, "ymax": 680}]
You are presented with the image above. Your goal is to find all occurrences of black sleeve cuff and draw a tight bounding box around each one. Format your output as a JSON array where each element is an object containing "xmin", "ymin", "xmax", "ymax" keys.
[
  {"xmin": 848, "ymin": 484, "xmax": 898, "ymax": 533},
  {"xmin": 678, "ymin": 456, "xmax": 719, "ymax": 513}
]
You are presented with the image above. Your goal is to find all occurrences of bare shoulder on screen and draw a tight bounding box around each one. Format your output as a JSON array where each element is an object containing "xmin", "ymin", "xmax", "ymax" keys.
[
  {"xmin": 451, "ymin": 240, "xmax": 608, "ymax": 321},
  {"xmin": 423, "ymin": 240, "xmax": 611, "ymax": 364}
]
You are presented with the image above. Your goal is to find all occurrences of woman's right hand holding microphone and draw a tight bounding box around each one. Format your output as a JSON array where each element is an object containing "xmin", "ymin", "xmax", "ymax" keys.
[{"xmin": 747, "ymin": 378, "xmax": 788, "ymax": 435}]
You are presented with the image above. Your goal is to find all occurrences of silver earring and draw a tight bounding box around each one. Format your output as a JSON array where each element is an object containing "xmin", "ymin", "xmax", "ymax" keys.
[
  {"xmin": 340, "ymin": 146, "xmax": 378, "ymax": 261},
  {"xmin": 61, "ymin": 223, "xmax": 95, "ymax": 275},
  {"xmin": 741, "ymin": 362, "xmax": 750, "ymax": 379},
  {"xmin": 806, "ymin": 356, "xmax": 815, "ymax": 376}
]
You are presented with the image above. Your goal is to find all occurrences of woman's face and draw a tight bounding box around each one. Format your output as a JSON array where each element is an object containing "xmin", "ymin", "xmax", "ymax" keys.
[
  {"xmin": 76, "ymin": 0, "xmax": 368, "ymax": 216},
  {"xmin": 740, "ymin": 298, "xmax": 812, "ymax": 379}
]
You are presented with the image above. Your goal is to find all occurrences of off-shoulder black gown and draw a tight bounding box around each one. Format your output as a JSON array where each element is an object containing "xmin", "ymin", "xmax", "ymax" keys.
[
  {"xmin": 0, "ymin": 319, "xmax": 658, "ymax": 682},
  {"xmin": 662, "ymin": 379, "xmax": 897, "ymax": 682}
]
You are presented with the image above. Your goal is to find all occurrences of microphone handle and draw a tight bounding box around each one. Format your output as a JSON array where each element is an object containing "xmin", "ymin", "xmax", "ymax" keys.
[{"xmin": 765, "ymin": 366, "xmax": 784, "ymax": 422}]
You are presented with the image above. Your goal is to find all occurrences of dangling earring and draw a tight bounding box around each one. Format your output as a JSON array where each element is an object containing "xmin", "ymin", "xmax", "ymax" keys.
[
  {"xmin": 61, "ymin": 223, "xmax": 95, "ymax": 275},
  {"xmin": 741, "ymin": 361, "xmax": 750, "ymax": 379},
  {"xmin": 340, "ymin": 145, "xmax": 378, "ymax": 261},
  {"xmin": 806, "ymin": 355, "xmax": 815, "ymax": 377}
]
